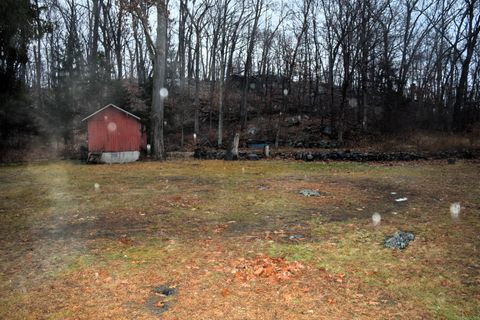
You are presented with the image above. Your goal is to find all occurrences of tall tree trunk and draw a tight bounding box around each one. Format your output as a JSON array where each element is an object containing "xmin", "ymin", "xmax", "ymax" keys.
[
  {"xmin": 152, "ymin": 0, "xmax": 168, "ymax": 160},
  {"xmin": 114, "ymin": 3, "xmax": 124, "ymax": 79},
  {"xmin": 178, "ymin": 0, "xmax": 187, "ymax": 147},
  {"xmin": 194, "ymin": 28, "xmax": 201, "ymax": 137},
  {"xmin": 239, "ymin": 0, "xmax": 263, "ymax": 129},
  {"xmin": 453, "ymin": 1, "xmax": 480, "ymax": 131},
  {"xmin": 34, "ymin": 0, "xmax": 43, "ymax": 109},
  {"xmin": 89, "ymin": 0, "xmax": 101, "ymax": 75},
  {"xmin": 217, "ymin": 1, "xmax": 229, "ymax": 147}
]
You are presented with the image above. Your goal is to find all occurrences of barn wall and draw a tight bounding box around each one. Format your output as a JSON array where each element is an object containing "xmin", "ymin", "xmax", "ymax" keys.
[{"xmin": 87, "ymin": 107, "xmax": 144, "ymax": 152}]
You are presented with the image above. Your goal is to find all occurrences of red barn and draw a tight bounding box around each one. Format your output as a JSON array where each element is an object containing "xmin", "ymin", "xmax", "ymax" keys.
[{"xmin": 82, "ymin": 104, "xmax": 147, "ymax": 163}]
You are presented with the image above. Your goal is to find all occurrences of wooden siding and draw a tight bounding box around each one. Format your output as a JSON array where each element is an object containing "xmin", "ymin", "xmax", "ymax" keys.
[{"xmin": 87, "ymin": 107, "xmax": 145, "ymax": 152}]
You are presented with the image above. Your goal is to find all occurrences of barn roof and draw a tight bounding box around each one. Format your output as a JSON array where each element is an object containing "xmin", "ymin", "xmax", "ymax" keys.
[{"xmin": 81, "ymin": 104, "xmax": 141, "ymax": 122}]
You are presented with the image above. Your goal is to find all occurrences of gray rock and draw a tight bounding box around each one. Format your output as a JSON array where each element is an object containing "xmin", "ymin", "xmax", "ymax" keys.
[
  {"xmin": 299, "ymin": 189, "xmax": 321, "ymax": 197},
  {"xmin": 289, "ymin": 234, "xmax": 305, "ymax": 240},
  {"xmin": 384, "ymin": 231, "xmax": 415, "ymax": 249}
]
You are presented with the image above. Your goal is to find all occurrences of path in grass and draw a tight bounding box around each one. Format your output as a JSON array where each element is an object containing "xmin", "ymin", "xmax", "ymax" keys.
[{"xmin": 0, "ymin": 160, "xmax": 479, "ymax": 319}]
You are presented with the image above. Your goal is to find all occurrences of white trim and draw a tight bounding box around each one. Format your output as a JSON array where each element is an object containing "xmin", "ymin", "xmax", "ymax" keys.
[{"xmin": 81, "ymin": 104, "xmax": 141, "ymax": 122}]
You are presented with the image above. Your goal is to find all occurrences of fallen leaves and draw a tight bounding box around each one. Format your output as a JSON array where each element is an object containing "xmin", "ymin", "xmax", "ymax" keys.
[
  {"xmin": 212, "ymin": 224, "xmax": 229, "ymax": 234},
  {"xmin": 230, "ymin": 256, "xmax": 305, "ymax": 283},
  {"xmin": 118, "ymin": 235, "xmax": 134, "ymax": 245},
  {"xmin": 221, "ymin": 288, "xmax": 230, "ymax": 297}
]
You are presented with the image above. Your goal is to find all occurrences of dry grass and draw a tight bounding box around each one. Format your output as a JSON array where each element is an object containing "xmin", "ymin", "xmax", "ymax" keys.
[
  {"xmin": 365, "ymin": 130, "xmax": 480, "ymax": 152},
  {"xmin": 343, "ymin": 126, "xmax": 480, "ymax": 153},
  {"xmin": 0, "ymin": 160, "xmax": 479, "ymax": 319}
]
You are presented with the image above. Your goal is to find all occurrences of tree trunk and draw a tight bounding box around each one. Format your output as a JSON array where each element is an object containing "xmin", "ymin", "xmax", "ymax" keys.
[
  {"xmin": 225, "ymin": 132, "xmax": 240, "ymax": 160},
  {"xmin": 453, "ymin": 3, "xmax": 480, "ymax": 131},
  {"xmin": 89, "ymin": 0, "xmax": 101, "ymax": 75},
  {"xmin": 151, "ymin": 0, "xmax": 167, "ymax": 160},
  {"xmin": 194, "ymin": 28, "xmax": 201, "ymax": 137},
  {"xmin": 239, "ymin": 0, "xmax": 263, "ymax": 130}
]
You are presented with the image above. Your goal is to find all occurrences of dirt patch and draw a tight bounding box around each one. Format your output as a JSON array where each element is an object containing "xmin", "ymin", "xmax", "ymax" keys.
[
  {"xmin": 145, "ymin": 285, "xmax": 178, "ymax": 316},
  {"xmin": 30, "ymin": 210, "xmax": 170, "ymax": 241}
]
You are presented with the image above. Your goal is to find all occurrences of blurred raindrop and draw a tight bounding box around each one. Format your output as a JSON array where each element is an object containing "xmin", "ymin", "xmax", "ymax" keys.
[
  {"xmin": 107, "ymin": 122, "xmax": 117, "ymax": 132},
  {"xmin": 450, "ymin": 202, "xmax": 461, "ymax": 219},
  {"xmin": 372, "ymin": 212, "xmax": 381, "ymax": 226},
  {"xmin": 160, "ymin": 88, "xmax": 169, "ymax": 98}
]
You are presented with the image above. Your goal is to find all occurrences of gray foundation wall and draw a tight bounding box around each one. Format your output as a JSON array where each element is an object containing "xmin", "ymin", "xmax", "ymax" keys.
[{"xmin": 100, "ymin": 151, "xmax": 140, "ymax": 163}]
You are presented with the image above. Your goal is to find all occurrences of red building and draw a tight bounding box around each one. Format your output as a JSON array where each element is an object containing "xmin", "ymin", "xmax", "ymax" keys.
[{"xmin": 82, "ymin": 104, "xmax": 147, "ymax": 163}]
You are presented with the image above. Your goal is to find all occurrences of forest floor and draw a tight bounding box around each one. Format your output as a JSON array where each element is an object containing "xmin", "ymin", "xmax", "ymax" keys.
[{"xmin": 0, "ymin": 160, "xmax": 479, "ymax": 319}]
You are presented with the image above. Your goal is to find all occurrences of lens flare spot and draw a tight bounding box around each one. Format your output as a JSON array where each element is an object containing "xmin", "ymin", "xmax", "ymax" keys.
[
  {"xmin": 107, "ymin": 122, "xmax": 117, "ymax": 132},
  {"xmin": 160, "ymin": 88, "xmax": 169, "ymax": 98},
  {"xmin": 372, "ymin": 212, "xmax": 381, "ymax": 226},
  {"xmin": 450, "ymin": 202, "xmax": 461, "ymax": 219}
]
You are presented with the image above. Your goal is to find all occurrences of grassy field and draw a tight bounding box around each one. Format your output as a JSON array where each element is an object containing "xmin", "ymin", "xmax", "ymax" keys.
[{"xmin": 0, "ymin": 160, "xmax": 479, "ymax": 319}]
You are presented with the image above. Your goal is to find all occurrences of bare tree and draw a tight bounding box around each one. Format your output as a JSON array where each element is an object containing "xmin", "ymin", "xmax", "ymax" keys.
[
  {"xmin": 453, "ymin": 0, "xmax": 480, "ymax": 130},
  {"xmin": 151, "ymin": 0, "xmax": 168, "ymax": 159}
]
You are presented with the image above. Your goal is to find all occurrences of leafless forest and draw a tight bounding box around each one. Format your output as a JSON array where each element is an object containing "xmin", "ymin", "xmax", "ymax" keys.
[{"xmin": 1, "ymin": 0, "xmax": 480, "ymax": 160}]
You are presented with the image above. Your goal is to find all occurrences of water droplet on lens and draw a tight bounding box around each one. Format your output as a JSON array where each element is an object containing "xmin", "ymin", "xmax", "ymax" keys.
[
  {"xmin": 159, "ymin": 88, "xmax": 169, "ymax": 98},
  {"xmin": 450, "ymin": 202, "xmax": 461, "ymax": 219},
  {"xmin": 372, "ymin": 212, "xmax": 381, "ymax": 226}
]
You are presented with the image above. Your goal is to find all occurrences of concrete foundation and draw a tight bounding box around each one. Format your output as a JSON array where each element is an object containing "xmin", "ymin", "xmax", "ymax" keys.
[{"xmin": 100, "ymin": 151, "xmax": 140, "ymax": 163}]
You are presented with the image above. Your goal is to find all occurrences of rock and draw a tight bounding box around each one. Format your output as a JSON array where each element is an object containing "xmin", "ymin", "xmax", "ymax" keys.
[
  {"xmin": 384, "ymin": 231, "xmax": 415, "ymax": 249},
  {"xmin": 247, "ymin": 153, "xmax": 259, "ymax": 160},
  {"xmin": 289, "ymin": 234, "xmax": 305, "ymax": 240},
  {"xmin": 193, "ymin": 148, "xmax": 475, "ymax": 162},
  {"xmin": 154, "ymin": 285, "xmax": 177, "ymax": 296},
  {"xmin": 328, "ymin": 141, "xmax": 339, "ymax": 148},
  {"xmin": 318, "ymin": 140, "xmax": 328, "ymax": 148},
  {"xmin": 299, "ymin": 189, "xmax": 321, "ymax": 197}
]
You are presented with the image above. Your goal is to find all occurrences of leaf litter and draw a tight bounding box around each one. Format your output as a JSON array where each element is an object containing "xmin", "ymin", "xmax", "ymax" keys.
[{"xmin": 229, "ymin": 255, "xmax": 306, "ymax": 283}]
